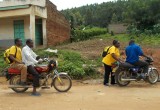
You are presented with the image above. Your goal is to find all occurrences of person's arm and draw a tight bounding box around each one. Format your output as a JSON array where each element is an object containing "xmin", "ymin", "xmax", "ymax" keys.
[
  {"xmin": 31, "ymin": 50, "xmax": 38, "ymax": 59},
  {"xmin": 9, "ymin": 55, "xmax": 22, "ymax": 64},
  {"xmin": 137, "ymin": 46, "xmax": 148, "ymax": 58},
  {"xmin": 110, "ymin": 46, "xmax": 123, "ymax": 63},
  {"xmin": 111, "ymin": 53, "xmax": 123, "ymax": 63},
  {"xmin": 23, "ymin": 48, "xmax": 38, "ymax": 64}
]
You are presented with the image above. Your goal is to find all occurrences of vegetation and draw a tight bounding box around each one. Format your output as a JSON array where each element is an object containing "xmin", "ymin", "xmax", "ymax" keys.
[
  {"xmin": 72, "ymin": 27, "xmax": 107, "ymax": 41},
  {"xmin": 0, "ymin": 49, "xmax": 100, "ymax": 79},
  {"xmin": 1, "ymin": 0, "xmax": 160, "ymax": 79},
  {"xmin": 62, "ymin": 0, "xmax": 160, "ymax": 34},
  {"xmin": 53, "ymin": 50, "xmax": 100, "ymax": 79}
]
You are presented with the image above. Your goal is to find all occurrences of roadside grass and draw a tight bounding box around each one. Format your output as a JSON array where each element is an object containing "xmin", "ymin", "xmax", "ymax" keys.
[{"xmin": 98, "ymin": 33, "xmax": 160, "ymax": 47}]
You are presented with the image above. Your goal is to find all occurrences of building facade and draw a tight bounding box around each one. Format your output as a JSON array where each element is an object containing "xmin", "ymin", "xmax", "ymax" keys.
[{"xmin": 0, "ymin": 0, "xmax": 70, "ymax": 48}]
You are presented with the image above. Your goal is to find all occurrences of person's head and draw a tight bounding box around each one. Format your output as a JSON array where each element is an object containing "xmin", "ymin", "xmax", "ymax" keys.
[
  {"xmin": 113, "ymin": 40, "xmax": 120, "ymax": 48},
  {"xmin": 129, "ymin": 39, "xmax": 135, "ymax": 45},
  {"xmin": 26, "ymin": 39, "xmax": 34, "ymax": 48},
  {"xmin": 14, "ymin": 38, "xmax": 22, "ymax": 47}
]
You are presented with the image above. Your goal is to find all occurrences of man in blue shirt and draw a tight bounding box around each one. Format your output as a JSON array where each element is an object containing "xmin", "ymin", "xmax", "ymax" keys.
[{"xmin": 125, "ymin": 40, "xmax": 149, "ymax": 74}]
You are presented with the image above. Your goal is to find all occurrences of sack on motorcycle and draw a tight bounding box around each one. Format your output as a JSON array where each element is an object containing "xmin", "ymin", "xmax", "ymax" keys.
[{"xmin": 102, "ymin": 46, "xmax": 111, "ymax": 57}]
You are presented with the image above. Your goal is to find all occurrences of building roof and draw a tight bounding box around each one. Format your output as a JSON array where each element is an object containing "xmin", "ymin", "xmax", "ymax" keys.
[{"xmin": 0, "ymin": 5, "xmax": 30, "ymax": 11}]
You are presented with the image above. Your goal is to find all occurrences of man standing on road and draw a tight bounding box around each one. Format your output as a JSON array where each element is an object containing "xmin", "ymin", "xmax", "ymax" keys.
[
  {"xmin": 125, "ymin": 40, "xmax": 149, "ymax": 76},
  {"xmin": 102, "ymin": 40, "xmax": 122, "ymax": 86}
]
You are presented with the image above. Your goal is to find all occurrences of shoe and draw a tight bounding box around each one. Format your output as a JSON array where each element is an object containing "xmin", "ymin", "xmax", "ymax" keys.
[
  {"xmin": 104, "ymin": 83, "xmax": 110, "ymax": 86},
  {"xmin": 41, "ymin": 86, "xmax": 50, "ymax": 89},
  {"xmin": 111, "ymin": 82, "xmax": 117, "ymax": 85},
  {"xmin": 31, "ymin": 92, "xmax": 41, "ymax": 96}
]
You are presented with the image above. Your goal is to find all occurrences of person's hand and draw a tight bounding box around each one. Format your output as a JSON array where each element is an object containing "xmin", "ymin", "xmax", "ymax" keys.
[
  {"xmin": 38, "ymin": 59, "xmax": 43, "ymax": 64},
  {"xmin": 17, "ymin": 62, "xmax": 25, "ymax": 64},
  {"xmin": 118, "ymin": 59, "xmax": 124, "ymax": 64},
  {"xmin": 120, "ymin": 51, "xmax": 125, "ymax": 55}
]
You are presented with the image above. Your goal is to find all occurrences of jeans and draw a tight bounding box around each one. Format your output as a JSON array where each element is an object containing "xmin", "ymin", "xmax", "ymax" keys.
[
  {"xmin": 133, "ymin": 60, "xmax": 149, "ymax": 74},
  {"xmin": 27, "ymin": 65, "xmax": 40, "ymax": 87},
  {"xmin": 103, "ymin": 64, "xmax": 115, "ymax": 85}
]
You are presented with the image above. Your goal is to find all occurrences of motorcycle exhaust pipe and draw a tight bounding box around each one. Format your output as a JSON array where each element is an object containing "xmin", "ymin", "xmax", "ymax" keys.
[
  {"xmin": 8, "ymin": 85, "xmax": 32, "ymax": 88},
  {"xmin": 121, "ymin": 78, "xmax": 137, "ymax": 81}
]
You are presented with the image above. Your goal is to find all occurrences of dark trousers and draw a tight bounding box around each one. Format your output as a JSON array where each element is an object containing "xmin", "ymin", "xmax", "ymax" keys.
[
  {"xmin": 27, "ymin": 65, "xmax": 40, "ymax": 87},
  {"xmin": 103, "ymin": 64, "xmax": 115, "ymax": 85},
  {"xmin": 133, "ymin": 60, "xmax": 149, "ymax": 73}
]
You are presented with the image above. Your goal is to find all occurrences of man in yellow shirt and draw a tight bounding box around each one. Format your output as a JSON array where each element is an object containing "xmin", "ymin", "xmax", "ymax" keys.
[
  {"xmin": 102, "ymin": 40, "xmax": 122, "ymax": 86},
  {"xmin": 9, "ymin": 38, "xmax": 27, "ymax": 85}
]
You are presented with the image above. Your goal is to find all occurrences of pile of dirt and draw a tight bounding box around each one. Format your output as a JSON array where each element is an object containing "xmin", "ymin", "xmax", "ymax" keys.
[{"xmin": 56, "ymin": 38, "xmax": 127, "ymax": 59}]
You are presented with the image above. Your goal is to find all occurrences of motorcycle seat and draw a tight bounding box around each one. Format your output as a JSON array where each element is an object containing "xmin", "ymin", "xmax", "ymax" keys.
[
  {"xmin": 119, "ymin": 62, "xmax": 134, "ymax": 68},
  {"xmin": 8, "ymin": 68, "xmax": 21, "ymax": 74}
]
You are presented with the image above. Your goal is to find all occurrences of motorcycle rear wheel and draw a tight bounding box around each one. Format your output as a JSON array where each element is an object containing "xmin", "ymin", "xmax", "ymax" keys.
[
  {"xmin": 147, "ymin": 69, "xmax": 159, "ymax": 84},
  {"xmin": 115, "ymin": 69, "xmax": 130, "ymax": 87},
  {"xmin": 52, "ymin": 74, "xmax": 72, "ymax": 92},
  {"xmin": 9, "ymin": 75, "xmax": 28, "ymax": 93}
]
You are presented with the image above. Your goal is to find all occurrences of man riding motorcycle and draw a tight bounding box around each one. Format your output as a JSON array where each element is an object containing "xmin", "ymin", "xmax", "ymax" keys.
[
  {"xmin": 125, "ymin": 40, "xmax": 149, "ymax": 78},
  {"xmin": 9, "ymin": 38, "xmax": 28, "ymax": 85},
  {"xmin": 22, "ymin": 39, "xmax": 42, "ymax": 96}
]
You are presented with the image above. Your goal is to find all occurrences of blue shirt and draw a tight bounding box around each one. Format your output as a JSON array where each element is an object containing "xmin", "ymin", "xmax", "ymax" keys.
[{"xmin": 125, "ymin": 43, "xmax": 143, "ymax": 64}]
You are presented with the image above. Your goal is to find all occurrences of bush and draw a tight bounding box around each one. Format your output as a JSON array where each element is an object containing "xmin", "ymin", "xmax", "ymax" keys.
[
  {"xmin": 58, "ymin": 50, "xmax": 85, "ymax": 79},
  {"xmin": 34, "ymin": 49, "xmax": 57, "ymax": 58},
  {"xmin": 111, "ymin": 31, "xmax": 114, "ymax": 36},
  {"xmin": 0, "ymin": 51, "xmax": 8, "ymax": 74},
  {"xmin": 153, "ymin": 23, "xmax": 160, "ymax": 34},
  {"xmin": 73, "ymin": 27, "xmax": 107, "ymax": 41},
  {"xmin": 58, "ymin": 50, "xmax": 101, "ymax": 79}
]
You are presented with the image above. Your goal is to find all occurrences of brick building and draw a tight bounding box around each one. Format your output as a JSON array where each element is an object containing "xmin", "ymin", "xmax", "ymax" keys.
[{"xmin": 0, "ymin": 0, "xmax": 70, "ymax": 48}]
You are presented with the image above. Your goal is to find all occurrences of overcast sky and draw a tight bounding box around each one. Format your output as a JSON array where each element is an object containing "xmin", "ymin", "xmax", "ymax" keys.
[{"xmin": 50, "ymin": 0, "xmax": 114, "ymax": 10}]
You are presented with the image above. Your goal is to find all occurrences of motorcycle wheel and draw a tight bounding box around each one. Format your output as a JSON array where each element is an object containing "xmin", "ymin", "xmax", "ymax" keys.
[
  {"xmin": 115, "ymin": 69, "xmax": 130, "ymax": 87},
  {"xmin": 147, "ymin": 69, "xmax": 159, "ymax": 84},
  {"xmin": 9, "ymin": 75, "xmax": 28, "ymax": 93},
  {"xmin": 52, "ymin": 74, "xmax": 72, "ymax": 92}
]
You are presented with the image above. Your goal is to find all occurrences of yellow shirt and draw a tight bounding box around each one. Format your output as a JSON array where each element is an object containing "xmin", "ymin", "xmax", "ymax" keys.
[
  {"xmin": 9, "ymin": 46, "xmax": 22, "ymax": 63},
  {"xmin": 102, "ymin": 46, "xmax": 120, "ymax": 66}
]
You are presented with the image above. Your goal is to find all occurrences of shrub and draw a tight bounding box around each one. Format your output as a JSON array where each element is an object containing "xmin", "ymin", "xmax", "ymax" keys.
[
  {"xmin": 73, "ymin": 27, "xmax": 107, "ymax": 41},
  {"xmin": 34, "ymin": 49, "xmax": 57, "ymax": 58},
  {"xmin": 153, "ymin": 23, "xmax": 160, "ymax": 34},
  {"xmin": 111, "ymin": 31, "xmax": 114, "ymax": 36},
  {"xmin": 58, "ymin": 50, "xmax": 85, "ymax": 79}
]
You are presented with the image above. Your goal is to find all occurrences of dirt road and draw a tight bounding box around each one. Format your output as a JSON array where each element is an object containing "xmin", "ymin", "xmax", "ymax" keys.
[{"xmin": 0, "ymin": 78, "xmax": 160, "ymax": 110}]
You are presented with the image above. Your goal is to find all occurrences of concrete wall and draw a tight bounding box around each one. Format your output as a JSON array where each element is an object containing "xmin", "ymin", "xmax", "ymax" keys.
[
  {"xmin": 108, "ymin": 23, "xmax": 128, "ymax": 34},
  {"xmin": 0, "ymin": 0, "xmax": 70, "ymax": 47},
  {"xmin": 0, "ymin": 0, "xmax": 46, "ymax": 7},
  {"xmin": 46, "ymin": 0, "xmax": 70, "ymax": 46},
  {"xmin": 0, "ymin": 16, "xmax": 30, "ymax": 47}
]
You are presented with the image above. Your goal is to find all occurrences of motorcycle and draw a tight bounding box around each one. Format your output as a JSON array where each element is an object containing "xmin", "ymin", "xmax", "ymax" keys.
[
  {"xmin": 4, "ymin": 58, "xmax": 72, "ymax": 93},
  {"xmin": 114, "ymin": 57, "xmax": 159, "ymax": 86}
]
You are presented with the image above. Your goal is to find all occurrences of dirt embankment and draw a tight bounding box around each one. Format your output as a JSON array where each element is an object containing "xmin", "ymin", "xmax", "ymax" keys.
[{"xmin": 56, "ymin": 38, "xmax": 160, "ymax": 71}]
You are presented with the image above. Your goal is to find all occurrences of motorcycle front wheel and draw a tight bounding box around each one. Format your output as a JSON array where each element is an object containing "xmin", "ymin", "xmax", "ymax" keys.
[
  {"xmin": 147, "ymin": 69, "xmax": 159, "ymax": 84},
  {"xmin": 9, "ymin": 75, "xmax": 28, "ymax": 93},
  {"xmin": 52, "ymin": 74, "xmax": 72, "ymax": 92}
]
